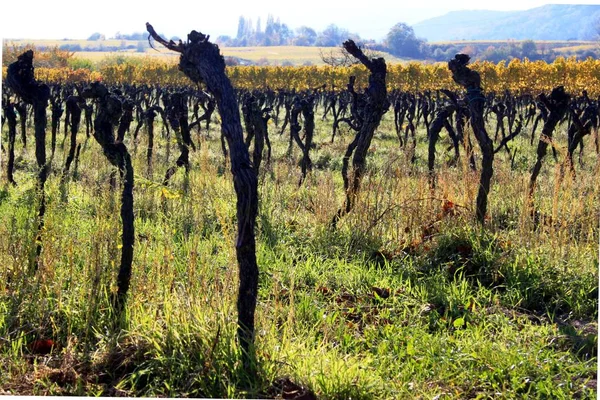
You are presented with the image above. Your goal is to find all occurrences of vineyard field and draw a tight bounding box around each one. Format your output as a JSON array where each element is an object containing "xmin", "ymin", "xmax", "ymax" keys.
[{"xmin": 0, "ymin": 46, "xmax": 598, "ymax": 398}]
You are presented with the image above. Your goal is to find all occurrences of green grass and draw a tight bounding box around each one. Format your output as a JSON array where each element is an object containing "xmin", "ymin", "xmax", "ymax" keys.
[{"xmin": 0, "ymin": 106, "xmax": 597, "ymax": 398}]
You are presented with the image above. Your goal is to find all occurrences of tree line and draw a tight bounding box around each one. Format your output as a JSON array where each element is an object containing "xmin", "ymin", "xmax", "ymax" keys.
[{"xmin": 79, "ymin": 16, "xmax": 599, "ymax": 63}]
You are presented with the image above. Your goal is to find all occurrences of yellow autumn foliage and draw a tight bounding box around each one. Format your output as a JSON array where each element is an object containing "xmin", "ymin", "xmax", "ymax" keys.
[{"xmin": 3, "ymin": 57, "xmax": 599, "ymax": 96}]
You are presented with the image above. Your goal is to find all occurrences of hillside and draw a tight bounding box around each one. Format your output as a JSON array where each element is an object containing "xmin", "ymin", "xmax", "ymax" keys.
[{"xmin": 414, "ymin": 4, "xmax": 600, "ymax": 41}]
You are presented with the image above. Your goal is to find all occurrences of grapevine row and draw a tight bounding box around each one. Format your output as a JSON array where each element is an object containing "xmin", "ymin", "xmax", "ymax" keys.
[{"xmin": 3, "ymin": 56, "xmax": 600, "ymax": 95}]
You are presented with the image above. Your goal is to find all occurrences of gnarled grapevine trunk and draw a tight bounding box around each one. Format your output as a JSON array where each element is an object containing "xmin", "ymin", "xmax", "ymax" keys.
[
  {"xmin": 50, "ymin": 92, "xmax": 63, "ymax": 158},
  {"xmin": 4, "ymin": 103, "xmax": 18, "ymax": 186},
  {"xmin": 117, "ymin": 98, "xmax": 135, "ymax": 144},
  {"xmin": 528, "ymin": 87, "xmax": 570, "ymax": 211},
  {"xmin": 63, "ymin": 95, "xmax": 83, "ymax": 179},
  {"xmin": 15, "ymin": 102, "xmax": 28, "ymax": 148},
  {"xmin": 332, "ymin": 40, "xmax": 389, "ymax": 228},
  {"xmin": 448, "ymin": 54, "xmax": 493, "ymax": 224},
  {"xmin": 565, "ymin": 104, "xmax": 594, "ymax": 176},
  {"xmin": 242, "ymin": 95, "xmax": 269, "ymax": 175},
  {"xmin": 82, "ymin": 82, "xmax": 135, "ymax": 315},
  {"xmin": 164, "ymin": 92, "xmax": 193, "ymax": 185},
  {"xmin": 147, "ymin": 23, "xmax": 259, "ymax": 367},
  {"xmin": 427, "ymin": 104, "xmax": 456, "ymax": 189},
  {"xmin": 6, "ymin": 50, "xmax": 50, "ymax": 272},
  {"xmin": 290, "ymin": 95, "xmax": 315, "ymax": 185}
]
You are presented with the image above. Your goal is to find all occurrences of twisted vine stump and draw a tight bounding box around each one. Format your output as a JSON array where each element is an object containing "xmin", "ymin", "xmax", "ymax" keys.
[
  {"xmin": 332, "ymin": 40, "xmax": 389, "ymax": 229},
  {"xmin": 59, "ymin": 95, "xmax": 83, "ymax": 202},
  {"xmin": 289, "ymin": 96, "xmax": 303, "ymax": 158},
  {"xmin": 528, "ymin": 87, "xmax": 570, "ymax": 213},
  {"xmin": 328, "ymin": 91, "xmax": 350, "ymax": 143},
  {"xmin": 565, "ymin": 101, "xmax": 595, "ymax": 176},
  {"xmin": 50, "ymin": 89, "xmax": 63, "ymax": 158},
  {"xmin": 4, "ymin": 103, "xmax": 18, "ymax": 186},
  {"xmin": 437, "ymin": 89, "xmax": 464, "ymax": 166},
  {"xmin": 81, "ymin": 82, "xmax": 135, "ymax": 315},
  {"xmin": 0, "ymin": 95, "xmax": 5, "ymax": 132},
  {"xmin": 427, "ymin": 103, "xmax": 456, "ymax": 189},
  {"xmin": 448, "ymin": 54, "xmax": 494, "ymax": 224},
  {"xmin": 404, "ymin": 96, "xmax": 417, "ymax": 162},
  {"xmin": 419, "ymin": 92, "xmax": 432, "ymax": 138},
  {"xmin": 147, "ymin": 23, "xmax": 259, "ymax": 368},
  {"xmin": 142, "ymin": 105, "xmax": 165, "ymax": 177},
  {"xmin": 289, "ymin": 94, "xmax": 316, "ymax": 185},
  {"xmin": 116, "ymin": 98, "xmax": 135, "ymax": 144},
  {"xmin": 242, "ymin": 94, "xmax": 271, "ymax": 175},
  {"xmin": 298, "ymin": 95, "xmax": 315, "ymax": 185},
  {"xmin": 63, "ymin": 95, "xmax": 83, "ymax": 179},
  {"xmin": 15, "ymin": 102, "xmax": 28, "ymax": 148},
  {"xmin": 491, "ymin": 102, "xmax": 506, "ymax": 142},
  {"xmin": 63, "ymin": 89, "xmax": 71, "ymax": 141},
  {"xmin": 279, "ymin": 95, "xmax": 293, "ymax": 137},
  {"xmin": 392, "ymin": 93, "xmax": 408, "ymax": 147},
  {"xmin": 6, "ymin": 50, "xmax": 50, "ymax": 272},
  {"xmin": 530, "ymin": 100, "xmax": 548, "ymax": 145},
  {"xmin": 164, "ymin": 92, "xmax": 194, "ymax": 186},
  {"xmin": 83, "ymin": 102, "xmax": 94, "ymax": 138},
  {"xmin": 189, "ymin": 91, "xmax": 216, "ymax": 136}
]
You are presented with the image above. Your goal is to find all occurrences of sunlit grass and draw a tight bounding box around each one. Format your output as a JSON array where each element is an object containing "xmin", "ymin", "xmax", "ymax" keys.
[{"xmin": 0, "ymin": 106, "xmax": 597, "ymax": 398}]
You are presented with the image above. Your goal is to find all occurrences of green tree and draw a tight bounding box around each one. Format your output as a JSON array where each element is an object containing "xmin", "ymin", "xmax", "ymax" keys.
[
  {"xmin": 236, "ymin": 16, "xmax": 247, "ymax": 40},
  {"xmin": 294, "ymin": 26, "xmax": 317, "ymax": 46},
  {"xmin": 87, "ymin": 32, "xmax": 105, "ymax": 41},
  {"xmin": 316, "ymin": 24, "xmax": 348, "ymax": 47},
  {"xmin": 263, "ymin": 16, "xmax": 292, "ymax": 45},
  {"xmin": 521, "ymin": 40, "xmax": 537, "ymax": 59},
  {"xmin": 385, "ymin": 23, "xmax": 423, "ymax": 58},
  {"xmin": 136, "ymin": 41, "xmax": 147, "ymax": 53}
]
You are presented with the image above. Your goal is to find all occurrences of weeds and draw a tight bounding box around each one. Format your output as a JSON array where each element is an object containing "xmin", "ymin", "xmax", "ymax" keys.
[{"xmin": 0, "ymin": 106, "xmax": 597, "ymax": 398}]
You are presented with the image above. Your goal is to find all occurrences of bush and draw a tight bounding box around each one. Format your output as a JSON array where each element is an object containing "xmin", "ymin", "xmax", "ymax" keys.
[{"xmin": 68, "ymin": 58, "xmax": 94, "ymax": 71}]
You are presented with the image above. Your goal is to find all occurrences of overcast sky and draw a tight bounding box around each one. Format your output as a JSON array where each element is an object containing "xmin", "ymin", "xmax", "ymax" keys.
[{"xmin": 1, "ymin": 0, "xmax": 597, "ymax": 41}]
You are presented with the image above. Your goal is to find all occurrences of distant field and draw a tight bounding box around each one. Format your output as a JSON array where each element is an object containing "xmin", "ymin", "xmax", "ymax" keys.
[
  {"xmin": 219, "ymin": 46, "xmax": 405, "ymax": 65},
  {"xmin": 5, "ymin": 39, "xmax": 142, "ymax": 48},
  {"xmin": 222, "ymin": 46, "xmax": 343, "ymax": 65},
  {"xmin": 553, "ymin": 44, "xmax": 598, "ymax": 54},
  {"xmin": 71, "ymin": 51, "xmax": 178, "ymax": 61},
  {"xmin": 430, "ymin": 40, "xmax": 596, "ymax": 47},
  {"xmin": 4, "ymin": 39, "xmax": 406, "ymax": 66},
  {"xmin": 429, "ymin": 40, "xmax": 598, "ymax": 59},
  {"xmin": 72, "ymin": 46, "xmax": 406, "ymax": 66},
  {"xmin": 8, "ymin": 38, "xmax": 592, "ymax": 66}
]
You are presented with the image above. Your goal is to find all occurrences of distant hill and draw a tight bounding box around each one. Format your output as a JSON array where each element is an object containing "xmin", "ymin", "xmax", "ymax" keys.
[{"xmin": 414, "ymin": 4, "xmax": 600, "ymax": 42}]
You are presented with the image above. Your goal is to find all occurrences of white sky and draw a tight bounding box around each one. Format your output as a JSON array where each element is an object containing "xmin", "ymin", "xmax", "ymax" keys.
[{"xmin": 1, "ymin": 0, "xmax": 598, "ymax": 41}]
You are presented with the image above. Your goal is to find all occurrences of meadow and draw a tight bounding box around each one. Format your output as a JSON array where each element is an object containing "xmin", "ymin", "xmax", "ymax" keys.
[
  {"xmin": 67, "ymin": 46, "xmax": 404, "ymax": 66},
  {"xmin": 0, "ymin": 84, "xmax": 597, "ymax": 399},
  {"xmin": 4, "ymin": 39, "xmax": 404, "ymax": 66}
]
